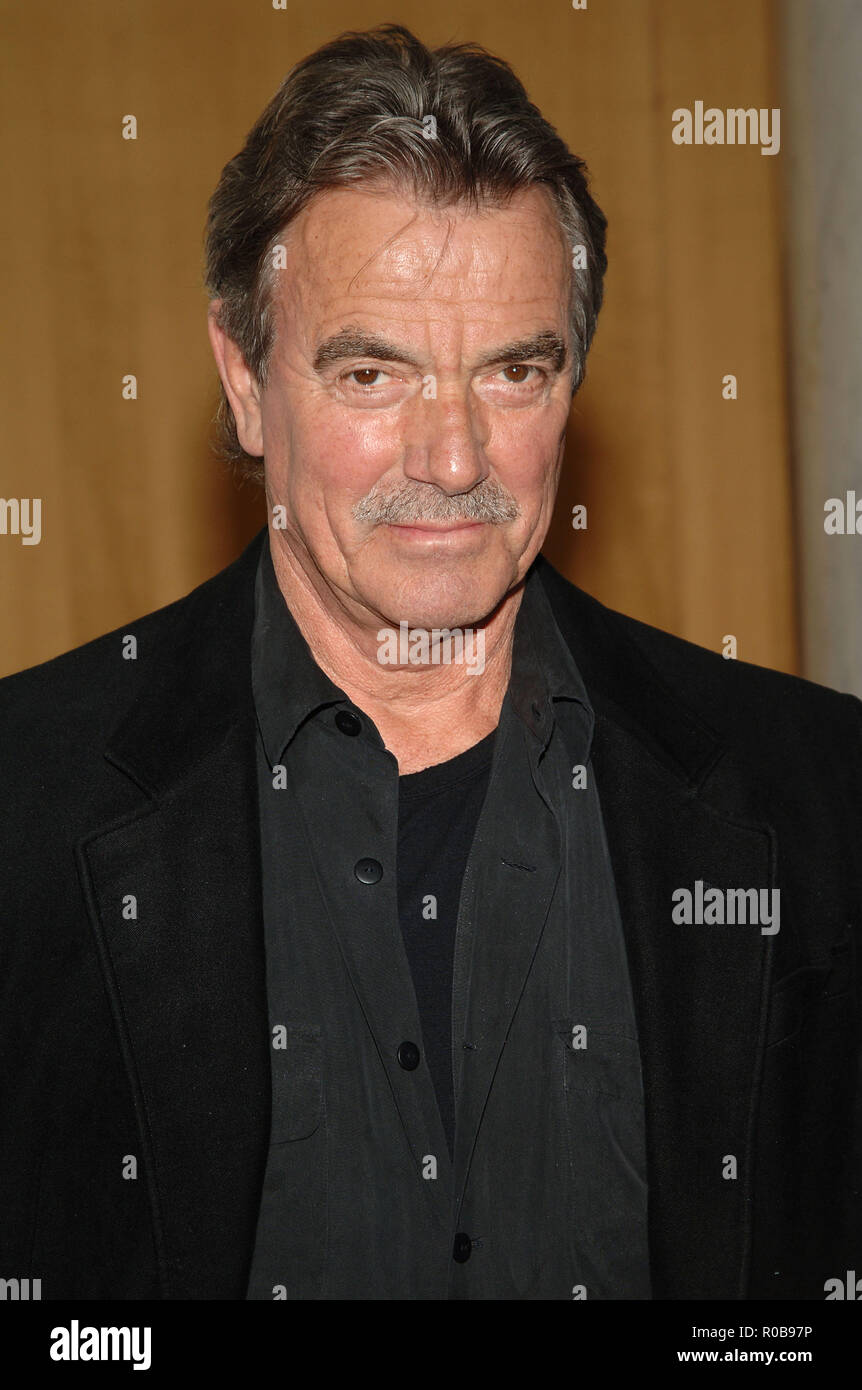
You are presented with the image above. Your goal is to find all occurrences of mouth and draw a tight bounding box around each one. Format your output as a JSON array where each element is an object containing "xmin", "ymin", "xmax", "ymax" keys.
[{"xmin": 385, "ymin": 520, "xmax": 485, "ymax": 535}]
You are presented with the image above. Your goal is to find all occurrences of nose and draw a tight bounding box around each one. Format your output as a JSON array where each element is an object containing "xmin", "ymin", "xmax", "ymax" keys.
[{"xmin": 402, "ymin": 386, "xmax": 489, "ymax": 496}]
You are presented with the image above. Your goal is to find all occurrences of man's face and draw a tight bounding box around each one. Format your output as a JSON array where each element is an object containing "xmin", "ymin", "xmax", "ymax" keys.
[{"xmin": 248, "ymin": 183, "xmax": 573, "ymax": 631}]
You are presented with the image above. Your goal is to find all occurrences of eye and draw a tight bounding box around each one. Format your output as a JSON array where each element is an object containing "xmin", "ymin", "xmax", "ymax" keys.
[
  {"xmin": 498, "ymin": 363, "xmax": 540, "ymax": 384},
  {"xmin": 347, "ymin": 367, "xmax": 386, "ymax": 387}
]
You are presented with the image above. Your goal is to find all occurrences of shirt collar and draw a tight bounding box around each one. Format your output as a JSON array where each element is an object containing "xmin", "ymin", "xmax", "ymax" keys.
[
  {"xmin": 251, "ymin": 534, "xmax": 594, "ymax": 767},
  {"xmin": 252, "ymin": 538, "xmax": 349, "ymax": 768},
  {"xmin": 506, "ymin": 558, "xmax": 595, "ymax": 764}
]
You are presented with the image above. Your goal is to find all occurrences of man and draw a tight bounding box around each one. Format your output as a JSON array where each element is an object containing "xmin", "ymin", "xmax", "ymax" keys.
[{"xmin": 1, "ymin": 24, "xmax": 860, "ymax": 1301}]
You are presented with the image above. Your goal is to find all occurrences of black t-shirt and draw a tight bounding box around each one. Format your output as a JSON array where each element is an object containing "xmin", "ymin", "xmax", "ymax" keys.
[{"xmin": 396, "ymin": 730, "xmax": 496, "ymax": 1161}]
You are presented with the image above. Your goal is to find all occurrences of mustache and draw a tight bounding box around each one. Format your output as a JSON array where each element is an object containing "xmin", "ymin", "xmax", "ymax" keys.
[{"xmin": 352, "ymin": 478, "xmax": 520, "ymax": 525}]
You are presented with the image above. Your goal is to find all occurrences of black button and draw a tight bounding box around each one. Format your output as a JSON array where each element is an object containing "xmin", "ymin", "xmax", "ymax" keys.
[
  {"xmin": 397, "ymin": 1041, "xmax": 420, "ymax": 1070},
  {"xmin": 335, "ymin": 710, "xmax": 361, "ymax": 736},
  {"xmin": 452, "ymin": 1233, "xmax": 472, "ymax": 1263},
  {"xmin": 354, "ymin": 858, "xmax": 383, "ymax": 884}
]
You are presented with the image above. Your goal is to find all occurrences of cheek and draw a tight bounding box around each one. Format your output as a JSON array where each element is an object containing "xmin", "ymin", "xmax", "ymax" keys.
[
  {"xmin": 281, "ymin": 401, "xmax": 402, "ymax": 506},
  {"xmin": 487, "ymin": 417, "xmax": 564, "ymax": 503}
]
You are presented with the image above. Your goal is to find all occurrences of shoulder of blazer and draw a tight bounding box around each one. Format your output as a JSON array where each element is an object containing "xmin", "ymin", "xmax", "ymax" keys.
[
  {"xmin": 534, "ymin": 553, "xmax": 862, "ymax": 804},
  {"xmin": 535, "ymin": 556, "xmax": 862, "ymax": 978},
  {"xmin": 0, "ymin": 527, "xmax": 267, "ymax": 806}
]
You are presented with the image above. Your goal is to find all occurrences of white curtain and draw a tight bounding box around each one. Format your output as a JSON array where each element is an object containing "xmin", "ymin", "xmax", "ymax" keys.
[{"xmin": 782, "ymin": 0, "xmax": 862, "ymax": 695}]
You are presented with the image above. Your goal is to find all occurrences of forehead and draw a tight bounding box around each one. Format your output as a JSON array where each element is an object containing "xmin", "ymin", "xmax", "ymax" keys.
[{"xmin": 272, "ymin": 183, "xmax": 570, "ymax": 326}]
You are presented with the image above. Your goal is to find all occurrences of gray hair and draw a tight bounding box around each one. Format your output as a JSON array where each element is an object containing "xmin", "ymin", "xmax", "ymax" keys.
[{"xmin": 204, "ymin": 23, "xmax": 608, "ymax": 482}]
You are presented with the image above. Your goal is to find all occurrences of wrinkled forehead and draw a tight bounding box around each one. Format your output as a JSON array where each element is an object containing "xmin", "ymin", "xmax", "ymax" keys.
[{"xmin": 269, "ymin": 183, "xmax": 572, "ymax": 323}]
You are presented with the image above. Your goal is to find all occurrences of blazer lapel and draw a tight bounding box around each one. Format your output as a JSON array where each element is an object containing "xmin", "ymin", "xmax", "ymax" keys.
[
  {"xmin": 76, "ymin": 531, "xmax": 271, "ymax": 1298},
  {"xmin": 538, "ymin": 559, "xmax": 776, "ymax": 1299}
]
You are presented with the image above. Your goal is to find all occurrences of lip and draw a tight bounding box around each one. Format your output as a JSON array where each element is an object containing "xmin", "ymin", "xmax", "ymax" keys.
[{"xmin": 386, "ymin": 521, "xmax": 485, "ymax": 535}]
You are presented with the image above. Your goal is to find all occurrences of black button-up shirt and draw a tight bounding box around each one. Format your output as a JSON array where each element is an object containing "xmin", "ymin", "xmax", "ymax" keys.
[
  {"xmin": 396, "ymin": 726, "xmax": 497, "ymax": 1159},
  {"xmin": 245, "ymin": 537, "xmax": 650, "ymax": 1299}
]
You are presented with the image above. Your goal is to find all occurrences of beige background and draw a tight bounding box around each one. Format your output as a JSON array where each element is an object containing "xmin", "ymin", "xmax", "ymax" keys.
[{"xmin": 0, "ymin": 0, "xmax": 797, "ymax": 678}]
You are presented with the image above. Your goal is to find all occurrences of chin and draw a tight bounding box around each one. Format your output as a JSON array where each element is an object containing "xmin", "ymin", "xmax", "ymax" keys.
[
  {"xmin": 390, "ymin": 594, "xmax": 503, "ymax": 633},
  {"xmin": 369, "ymin": 571, "xmax": 495, "ymax": 629}
]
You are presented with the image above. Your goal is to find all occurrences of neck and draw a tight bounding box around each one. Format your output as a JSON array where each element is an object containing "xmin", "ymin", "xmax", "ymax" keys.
[{"xmin": 268, "ymin": 529, "xmax": 524, "ymax": 773}]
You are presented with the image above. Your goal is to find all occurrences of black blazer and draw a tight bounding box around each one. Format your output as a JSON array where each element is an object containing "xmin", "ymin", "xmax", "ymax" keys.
[{"xmin": 1, "ymin": 528, "xmax": 860, "ymax": 1299}]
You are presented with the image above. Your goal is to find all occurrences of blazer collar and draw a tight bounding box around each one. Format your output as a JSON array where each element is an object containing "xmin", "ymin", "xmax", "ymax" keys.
[{"xmin": 533, "ymin": 554, "xmax": 724, "ymax": 791}]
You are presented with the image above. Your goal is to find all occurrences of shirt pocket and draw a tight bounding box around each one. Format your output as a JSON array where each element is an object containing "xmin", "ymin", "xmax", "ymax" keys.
[
  {"xmin": 270, "ymin": 1022, "xmax": 324, "ymax": 1143},
  {"xmin": 248, "ymin": 1021, "xmax": 328, "ymax": 1299},
  {"xmin": 552, "ymin": 1019, "xmax": 643, "ymax": 1100}
]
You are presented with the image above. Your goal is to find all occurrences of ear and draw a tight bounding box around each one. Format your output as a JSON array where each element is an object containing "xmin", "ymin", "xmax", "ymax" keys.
[{"xmin": 207, "ymin": 300, "xmax": 264, "ymax": 457}]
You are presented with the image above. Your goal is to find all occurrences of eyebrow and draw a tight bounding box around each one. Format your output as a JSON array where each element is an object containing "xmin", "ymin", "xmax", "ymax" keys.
[{"xmin": 312, "ymin": 327, "xmax": 568, "ymax": 374}]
